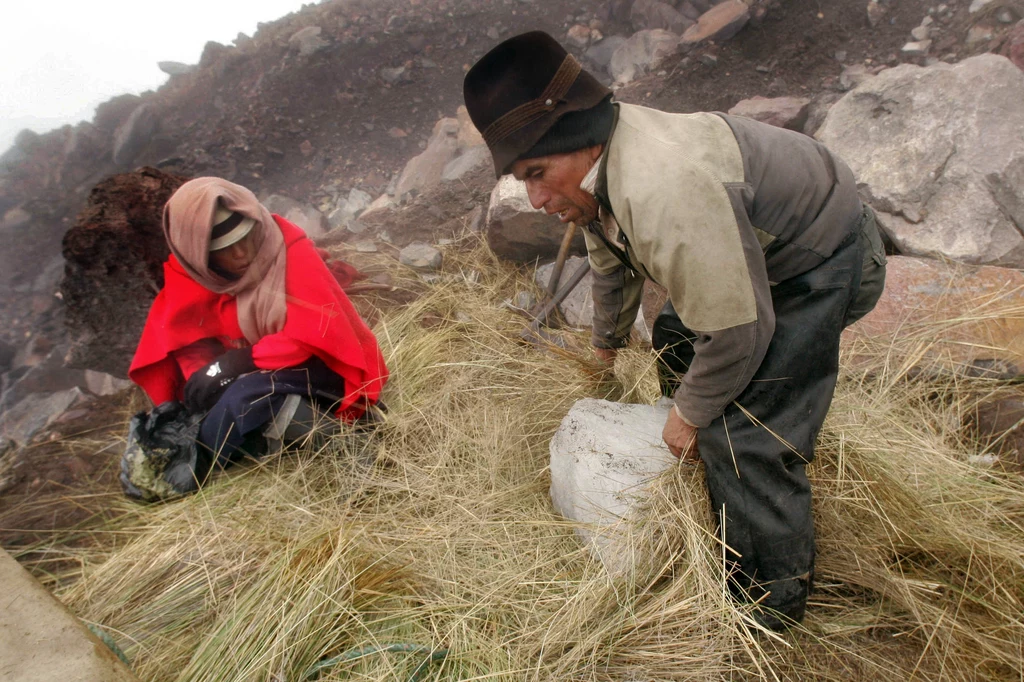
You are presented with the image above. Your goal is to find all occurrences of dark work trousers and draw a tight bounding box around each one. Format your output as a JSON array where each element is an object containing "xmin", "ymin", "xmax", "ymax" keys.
[
  {"xmin": 652, "ymin": 232, "xmax": 863, "ymax": 627},
  {"xmin": 198, "ymin": 356, "xmax": 346, "ymax": 468}
]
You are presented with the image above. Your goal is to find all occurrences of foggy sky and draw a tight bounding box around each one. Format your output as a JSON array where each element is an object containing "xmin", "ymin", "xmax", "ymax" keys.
[{"xmin": 1, "ymin": 0, "xmax": 311, "ymax": 154}]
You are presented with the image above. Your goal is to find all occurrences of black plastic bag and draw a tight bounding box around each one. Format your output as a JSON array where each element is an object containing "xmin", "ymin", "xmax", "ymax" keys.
[{"xmin": 120, "ymin": 401, "xmax": 212, "ymax": 502}]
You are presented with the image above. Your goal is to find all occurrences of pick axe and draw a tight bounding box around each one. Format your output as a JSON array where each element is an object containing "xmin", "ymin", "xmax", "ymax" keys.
[{"xmin": 520, "ymin": 222, "xmax": 591, "ymax": 346}]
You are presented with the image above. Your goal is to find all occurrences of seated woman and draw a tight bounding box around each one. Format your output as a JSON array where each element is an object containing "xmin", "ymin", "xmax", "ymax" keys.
[{"xmin": 123, "ymin": 177, "xmax": 388, "ymax": 499}]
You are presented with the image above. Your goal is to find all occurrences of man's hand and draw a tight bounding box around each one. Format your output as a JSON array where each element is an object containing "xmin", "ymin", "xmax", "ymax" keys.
[
  {"xmin": 663, "ymin": 405, "xmax": 699, "ymax": 462},
  {"xmin": 594, "ymin": 347, "xmax": 618, "ymax": 366}
]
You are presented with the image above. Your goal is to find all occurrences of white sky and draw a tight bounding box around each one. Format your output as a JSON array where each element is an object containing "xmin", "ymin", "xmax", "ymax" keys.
[{"xmin": 1, "ymin": 0, "xmax": 312, "ymax": 153}]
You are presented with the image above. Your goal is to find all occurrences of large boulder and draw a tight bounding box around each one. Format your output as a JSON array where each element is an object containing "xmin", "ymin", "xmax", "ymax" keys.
[
  {"xmin": 817, "ymin": 55, "xmax": 1024, "ymax": 267},
  {"xmin": 536, "ymin": 256, "xmax": 652, "ymax": 342},
  {"xmin": 550, "ymin": 398, "xmax": 676, "ymax": 573},
  {"xmin": 61, "ymin": 167, "xmax": 189, "ymax": 376},
  {"xmin": 262, "ymin": 194, "xmax": 328, "ymax": 240},
  {"xmin": 485, "ymin": 176, "xmax": 586, "ymax": 261},
  {"xmin": 394, "ymin": 118, "xmax": 461, "ymax": 201},
  {"xmin": 610, "ymin": 29, "xmax": 682, "ymax": 85},
  {"xmin": 843, "ymin": 255, "xmax": 1024, "ymax": 369}
]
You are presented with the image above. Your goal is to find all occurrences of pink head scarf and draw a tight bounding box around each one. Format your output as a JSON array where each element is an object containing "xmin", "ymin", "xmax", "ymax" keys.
[{"xmin": 162, "ymin": 177, "xmax": 287, "ymax": 344}]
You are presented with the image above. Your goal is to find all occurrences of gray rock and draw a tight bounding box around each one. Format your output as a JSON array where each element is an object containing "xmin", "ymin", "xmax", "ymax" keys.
[
  {"xmin": 394, "ymin": 118, "xmax": 460, "ymax": 200},
  {"xmin": 584, "ymin": 36, "xmax": 629, "ymax": 73},
  {"xmin": 631, "ymin": 0, "xmax": 694, "ymax": 34},
  {"xmin": 802, "ymin": 91, "xmax": 843, "ymax": 137},
  {"xmin": 839, "ymin": 63, "xmax": 875, "ymax": 91},
  {"xmin": 681, "ymin": 0, "xmax": 749, "ymax": 47},
  {"xmin": 901, "ymin": 40, "xmax": 932, "ymax": 57},
  {"xmin": 112, "ymin": 104, "xmax": 158, "ymax": 166},
  {"xmin": 817, "ymin": 54, "xmax": 1024, "ymax": 267},
  {"xmin": 262, "ymin": 194, "xmax": 328, "ymax": 239},
  {"xmin": 0, "ymin": 388, "xmax": 86, "ymax": 446},
  {"xmin": 83, "ymin": 370, "xmax": 133, "ymax": 397},
  {"xmin": 866, "ymin": 0, "xmax": 886, "ymax": 28},
  {"xmin": 485, "ymin": 175, "xmax": 586, "ymax": 261},
  {"xmin": 379, "ymin": 66, "xmax": 409, "ymax": 84},
  {"xmin": 289, "ymin": 26, "xmax": 329, "ymax": 56},
  {"xmin": 467, "ymin": 204, "xmax": 486, "ymax": 233},
  {"xmin": 727, "ymin": 95, "xmax": 810, "ymax": 130},
  {"xmin": 399, "ymin": 243, "xmax": 443, "ymax": 271},
  {"xmin": 549, "ymin": 398, "xmax": 676, "ymax": 573},
  {"xmin": 1, "ymin": 206, "xmax": 31, "ymax": 232},
  {"xmin": 969, "ymin": 0, "xmax": 997, "ymax": 12},
  {"xmin": 157, "ymin": 61, "xmax": 195, "ymax": 76},
  {"xmin": 610, "ymin": 29, "xmax": 682, "ymax": 85},
  {"xmin": 966, "ymin": 25, "xmax": 995, "ymax": 45},
  {"xmin": 911, "ymin": 25, "xmax": 930, "ymax": 41},
  {"xmin": 536, "ymin": 256, "xmax": 651, "ymax": 341},
  {"xmin": 442, "ymin": 146, "xmax": 491, "ymax": 183},
  {"xmin": 353, "ymin": 239, "xmax": 378, "ymax": 253}
]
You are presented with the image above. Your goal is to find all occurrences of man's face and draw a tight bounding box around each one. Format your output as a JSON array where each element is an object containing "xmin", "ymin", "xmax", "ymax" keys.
[
  {"xmin": 510, "ymin": 145, "xmax": 603, "ymax": 225},
  {"xmin": 209, "ymin": 230, "xmax": 258, "ymax": 277}
]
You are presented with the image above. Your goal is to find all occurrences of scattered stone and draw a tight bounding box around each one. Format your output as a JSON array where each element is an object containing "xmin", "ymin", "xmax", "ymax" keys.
[
  {"xmin": 485, "ymin": 175, "xmax": 586, "ymax": 262},
  {"xmin": 262, "ymin": 194, "xmax": 328, "ymax": 239},
  {"xmin": 996, "ymin": 9, "xmax": 1018, "ymax": 24},
  {"xmin": 966, "ymin": 25, "xmax": 995, "ymax": 45},
  {"xmin": 0, "ymin": 388, "xmax": 85, "ymax": 446},
  {"xmin": 360, "ymin": 194, "xmax": 396, "ymax": 222},
  {"xmin": 801, "ymin": 91, "xmax": 843, "ymax": 137},
  {"xmin": 866, "ymin": 0, "xmax": 887, "ymax": 28},
  {"xmin": 610, "ymin": 29, "xmax": 682, "ymax": 85},
  {"xmin": 354, "ymin": 239, "xmax": 378, "ymax": 253},
  {"xmin": 399, "ymin": 243, "xmax": 443, "ymax": 271},
  {"xmin": 566, "ymin": 24, "xmax": 593, "ymax": 48},
  {"xmin": 678, "ymin": 0, "xmax": 702, "ymax": 21},
  {"xmin": 969, "ymin": 0, "xmax": 997, "ymax": 12},
  {"xmin": 299, "ymin": 140, "xmax": 314, "ymax": 156},
  {"xmin": 697, "ymin": 52, "xmax": 719, "ymax": 67},
  {"xmin": 455, "ymin": 105, "xmax": 485, "ymax": 151},
  {"xmin": 911, "ymin": 25, "xmax": 930, "ymax": 41},
  {"xmin": 549, "ymin": 398, "xmax": 676, "ymax": 573},
  {"xmin": 289, "ymin": 26, "xmax": 329, "ymax": 56},
  {"xmin": 387, "ymin": 127, "xmax": 408, "ymax": 139},
  {"xmin": 1, "ymin": 206, "xmax": 31, "ymax": 232},
  {"xmin": 631, "ymin": 0, "xmax": 694, "ymax": 34},
  {"xmin": 727, "ymin": 95, "xmax": 810, "ymax": 130},
  {"xmin": 394, "ymin": 118, "xmax": 460, "ymax": 200},
  {"xmin": 380, "ymin": 65, "xmax": 409, "ymax": 84},
  {"xmin": 112, "ymin": 104, "xmax": 158, "ymax": 166},
  {"xmin": 346, "ymin": 219, "xmax": 369, "ymax": 235},
  {"xmin": 83, "ymin": 370, "xmax": 133, "ymax": 397},
  {"xmin": 157, "ymin": 61, "xmax": 195, "ymax": 77},
  {"xmin": 681, "ymin": 0, "xmax": 750, "ymax": 48},
  {"xmin": 839, "ymin": 63, "xmax": 875, "ymax": 91},
  {"xmin": 901, "ymin": 40, "xmax": 932, "ymax": 57},
  {"xmin": 970, "ymin": 398, "xmax": 1024, "ymax": 469},
  {"xmin": 584, "ymin": 36, "xmax": 629, "ymax": 73},
  {"xmin": 817, "ymin": 55, "xmax": 1024, "ymax": 267}
]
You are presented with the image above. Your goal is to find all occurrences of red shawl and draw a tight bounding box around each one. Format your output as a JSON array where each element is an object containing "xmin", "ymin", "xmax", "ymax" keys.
[{"xmin": 129, "ymin": 217, "xmax": 388, "ymax": 419}]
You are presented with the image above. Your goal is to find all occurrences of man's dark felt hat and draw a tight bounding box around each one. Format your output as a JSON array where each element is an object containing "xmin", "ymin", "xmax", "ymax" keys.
[{"xmin": 463, "ymin": 31, "xmax": 612, "ymax": 177}]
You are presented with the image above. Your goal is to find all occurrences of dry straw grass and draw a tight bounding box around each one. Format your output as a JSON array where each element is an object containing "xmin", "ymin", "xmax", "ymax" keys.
[{"xmin": 37, "ymin": 237, "xmax": 1024, "ymax": 680}]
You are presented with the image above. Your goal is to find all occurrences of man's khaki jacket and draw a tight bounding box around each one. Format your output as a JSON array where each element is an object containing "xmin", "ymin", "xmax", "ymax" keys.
[{"xmin": 585, "ymin": 103, "xmax": 867, "ymax": 428}]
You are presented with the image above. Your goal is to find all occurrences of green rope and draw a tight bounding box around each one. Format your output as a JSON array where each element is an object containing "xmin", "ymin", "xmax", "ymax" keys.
[
  {"xmin": 303, "ymin": 643, "xmax": 449, "ymax": 681},
  {"xmin": 87, "ymin": 624, "xmax": 131, "ymax": 667}
]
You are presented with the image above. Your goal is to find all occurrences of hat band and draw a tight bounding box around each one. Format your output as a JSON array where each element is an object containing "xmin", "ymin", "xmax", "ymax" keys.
[
  {"xmin": 482, "ymin": 54, "xmax": 583, "ymax": 147},
  {"xmin": 210, "ymin": 215, "xmax": 255, "ymax": 250}
]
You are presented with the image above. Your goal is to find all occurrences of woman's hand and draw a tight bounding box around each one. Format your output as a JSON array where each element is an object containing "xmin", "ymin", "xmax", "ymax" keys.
[
  {"xmin": 663, "ymin": 405, "xmax": 699, "ymax": 462},
  {"xmin": 183, "ymin": 347, "xmax": 257, "ymax": 413}
]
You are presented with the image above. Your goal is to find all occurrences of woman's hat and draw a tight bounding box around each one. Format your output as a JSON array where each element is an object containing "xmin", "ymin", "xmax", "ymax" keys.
[{"xmin": 209, "ymin": 204, "xmax": 255, "ymax": 251}]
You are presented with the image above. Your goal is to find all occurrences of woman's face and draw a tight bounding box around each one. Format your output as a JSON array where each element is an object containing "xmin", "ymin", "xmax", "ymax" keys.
[{"xmin": 209, "ymin": 231, "xmax": 258, "ymax": 277}]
